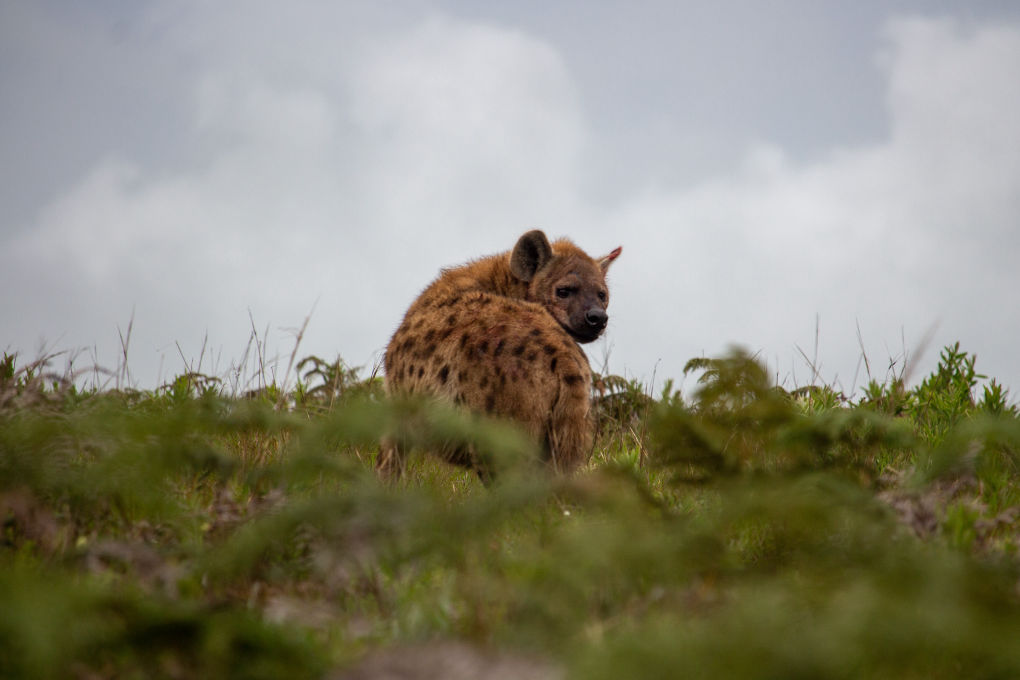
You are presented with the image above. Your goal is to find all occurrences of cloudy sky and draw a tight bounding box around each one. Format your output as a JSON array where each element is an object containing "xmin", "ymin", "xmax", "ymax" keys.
[{"xmin": 2, "ymin": 1, "xmax": 1019, "ymax": 398}]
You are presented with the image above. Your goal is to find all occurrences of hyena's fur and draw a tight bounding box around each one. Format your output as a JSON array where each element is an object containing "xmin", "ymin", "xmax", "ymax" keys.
[{"xmin": 380, "ymin": 230, "xmax": 621, "ymax": 477}]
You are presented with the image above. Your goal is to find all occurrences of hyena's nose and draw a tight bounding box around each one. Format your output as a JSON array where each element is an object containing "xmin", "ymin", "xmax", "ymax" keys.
[{"xmin": 585, "ymin": 308, "xmax": 608, "ymax": 329}]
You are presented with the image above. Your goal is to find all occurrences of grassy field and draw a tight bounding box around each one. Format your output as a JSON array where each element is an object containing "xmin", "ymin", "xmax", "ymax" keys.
[{"xmin": 2, "ymin": 342, "xmax": 1020, "ymax": 679}]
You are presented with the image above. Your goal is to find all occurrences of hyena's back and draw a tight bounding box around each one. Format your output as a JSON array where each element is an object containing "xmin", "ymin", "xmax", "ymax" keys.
[{"xmin": 384, "ymin": 290, "xmax": 593, "ymax": 472}]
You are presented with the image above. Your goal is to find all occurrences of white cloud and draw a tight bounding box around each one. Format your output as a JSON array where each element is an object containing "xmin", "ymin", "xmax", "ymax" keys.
[
  {"xmin": 884, "ymin": 18, "xmax": 1020, "ymax": 244},
  {"xmin": 606, "ymin": 17, "xmax": 1020, "ymax": 391},
  {"xmin": 347, "ymin": 16, "xmax": 586, "ymax": 246}
]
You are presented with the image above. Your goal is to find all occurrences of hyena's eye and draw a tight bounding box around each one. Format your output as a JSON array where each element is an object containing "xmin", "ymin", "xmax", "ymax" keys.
[
  {"xmin": 555, "ymin": 287, "xmax": 572, "ymax": 299},
  {"xmin": 597, "ymin": 291, "xmax": 607, "ymax": 302}
]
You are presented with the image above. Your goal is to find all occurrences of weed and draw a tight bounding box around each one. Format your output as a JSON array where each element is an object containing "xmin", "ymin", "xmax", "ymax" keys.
[{"xmin": 1, "ymin": 341, "xmax": 1019, "ymax": 678}]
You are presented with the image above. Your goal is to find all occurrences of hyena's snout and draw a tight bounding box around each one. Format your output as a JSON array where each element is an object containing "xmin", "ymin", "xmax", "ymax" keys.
[{"xmin": 584, "ymin": 307, "xmax": 608, "ymax": 332}]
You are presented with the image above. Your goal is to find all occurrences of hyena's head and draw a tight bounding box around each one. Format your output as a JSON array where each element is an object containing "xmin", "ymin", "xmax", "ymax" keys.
[{"xmin": 510, "ymin": 230, "xmax": 622, "ymax": 344}]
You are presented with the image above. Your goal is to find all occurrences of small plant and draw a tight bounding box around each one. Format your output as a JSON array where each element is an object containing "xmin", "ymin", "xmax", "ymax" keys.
[
  {"xmin": 293, "ymin": 354, "xmax": 383, "ymax": 411},
  {"xmin": 906, "ymin": 342, "xmax": 984, "ymax": 445}
]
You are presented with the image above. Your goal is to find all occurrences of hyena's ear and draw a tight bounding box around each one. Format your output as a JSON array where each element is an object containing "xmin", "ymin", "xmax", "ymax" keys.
[
  {"xmin": 510, "ymin": 230, "xmax": 553, "ymax": 282},
  {"xmin": 598, "ymin": 246, "xmax": 622, "ymax": 274}
]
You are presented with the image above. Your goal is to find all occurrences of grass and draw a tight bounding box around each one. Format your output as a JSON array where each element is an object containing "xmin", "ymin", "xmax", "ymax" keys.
[{"xmin": 1, "ymin": 341, "xmax": 1019, "ymax": 679}]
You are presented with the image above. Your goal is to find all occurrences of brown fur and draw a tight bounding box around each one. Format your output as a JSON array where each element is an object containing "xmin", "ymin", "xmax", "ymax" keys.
[{"xmin": 380, "ymin": 230, "xmax": 621, "ymax": 477}]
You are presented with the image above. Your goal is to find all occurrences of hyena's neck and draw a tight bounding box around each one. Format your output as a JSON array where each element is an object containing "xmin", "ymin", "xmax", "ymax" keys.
[{"xmin": 437, "ymin": 253, "xmax": 530, "ymax": 300}]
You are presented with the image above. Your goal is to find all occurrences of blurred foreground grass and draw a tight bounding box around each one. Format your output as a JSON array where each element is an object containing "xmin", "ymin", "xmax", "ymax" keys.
[{"xmin": 2, "ymin": 344, "xmax": 1019, "ymax": 679}]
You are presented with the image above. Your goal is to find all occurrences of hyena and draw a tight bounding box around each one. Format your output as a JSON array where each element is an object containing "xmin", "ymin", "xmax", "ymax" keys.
[{"xmin": 380, "ymin": 229, "xmax": 621, "ymax": 477}]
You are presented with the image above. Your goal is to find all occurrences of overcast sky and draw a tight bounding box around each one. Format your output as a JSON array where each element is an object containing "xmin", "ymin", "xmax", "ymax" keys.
[{"xmin": 2, "ymin": 1, "xmax": 1019, "ymax": 399}]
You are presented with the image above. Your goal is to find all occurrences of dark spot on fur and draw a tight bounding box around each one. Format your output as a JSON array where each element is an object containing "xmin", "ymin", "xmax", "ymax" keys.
[
  {"xmin": 499, "ymin": 374, "xmax": 507, "ymax": 387},
  {"xmin": 550, "ymin": 357, "xmax": 558, "ymax": 372},
  {"xmin": 422, "ymin": 343, "xmax": 436, "ymax": 358},
  {"xmin": 438, "ymin": 327, "xmax": 454, "ymax": 341},
  {"xmin": 480, "ymin": 376, "xmax": 489, "ymax": 389},
  {"xmin": 413, "ymin": 318, "xmax": 425, "ymax": 330},
  {"xmin": 485, "ymin": 394, "xmax": 495, "ymax": 411},
  {"xmin": 543, "ymin": 344, "xmax": 557, "ymax": 355},
  {"xmin": 564, "ymin": 374, "xmax": 584, "ymax": 386},
  {"xmin": 478, "ymin": 340, "xmax": 489, "ymax": 354},
  {"xmin": 400, "ymin": 337, "xmax": 416, "ymax": 351},
  {"xmin": 494, "ymin": 339, "xmax": 506, "ymax": 356},
  {"xmin": 526, "ymin": 351, "xmax": 538, "ymax": 361},
  {"xmin": 424, "ymin": 329, "xmax": 436, "ymax": 343},
  {"xmin": 459, "ymin": 332, "xmax": 470, "ymax": 349},
  {"xmin": 438, "ymin": 365, "xmax": 450, "ymax": 384},
  {"xmin": 445, "ymin": 295, "xmax": 462, "ymax": 307},
  {"xmin": 446, "ymin": 313, "xmax": 457, "ymax": 325},
  {"xmin": 458, "ymin": 370, "xmax": 468, "ymax": 382},
  {"xmin": 530, "ymin": 328, "xmax": 542, "ymax": 337},
  {"xmin": 479, "ymin": 297, "xmax": 493, "ymax": 306},
  {"xmin": 513, "ymin": 343, "xmax": 526, "ymax": 357}
]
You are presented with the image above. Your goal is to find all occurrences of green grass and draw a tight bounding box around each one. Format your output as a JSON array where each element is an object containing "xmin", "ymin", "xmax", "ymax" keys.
[{"xmin": 1, "ymin": 343, "xmax": 1019, "ymax": 679}]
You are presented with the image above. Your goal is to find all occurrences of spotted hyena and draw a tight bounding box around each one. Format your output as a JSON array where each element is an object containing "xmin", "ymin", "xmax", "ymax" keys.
[{"xmin": 380, "ymin": 229, "xmax": 621, "ymax": 477}]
